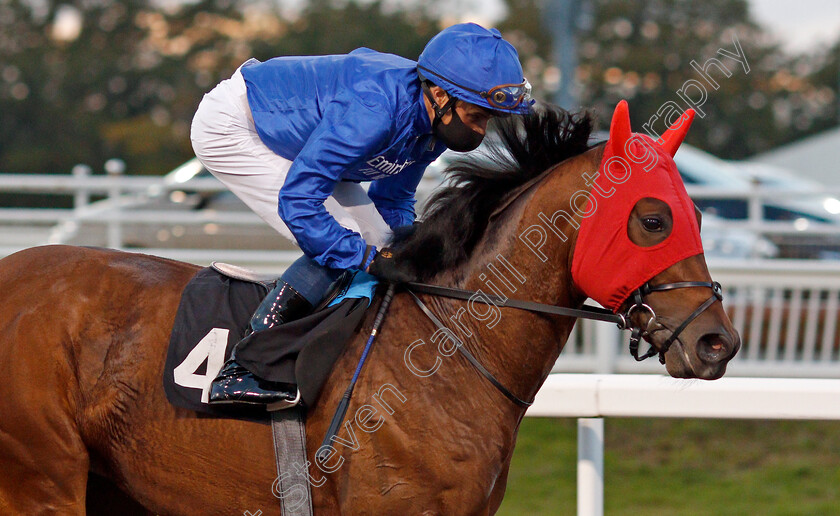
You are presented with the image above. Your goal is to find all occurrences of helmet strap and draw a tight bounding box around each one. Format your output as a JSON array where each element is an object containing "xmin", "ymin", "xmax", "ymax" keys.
[
  {"xmin": 420, "ymin": 81, "xmax": 484, "ymax": 153},
  {"xmin": 421, "ymin": 81, "xmax": 457, "ymax": 129}
]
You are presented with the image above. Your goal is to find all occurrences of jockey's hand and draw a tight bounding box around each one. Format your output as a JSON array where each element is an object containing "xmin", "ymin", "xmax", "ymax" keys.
[{"xmin": 367, "ymin": 248, "xmax": 416, "ymax": 284}]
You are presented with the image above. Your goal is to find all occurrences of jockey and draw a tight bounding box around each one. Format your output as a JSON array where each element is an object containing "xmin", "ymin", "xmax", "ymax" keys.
[{"xmin": 191, "ymin": 22, "xmax": 534, "ymax": 409}]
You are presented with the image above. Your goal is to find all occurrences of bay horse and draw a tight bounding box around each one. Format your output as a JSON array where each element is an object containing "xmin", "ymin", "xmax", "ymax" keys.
[{"xmin": 0, "ymin": 101, "xmax": 738, "ymax": 514}]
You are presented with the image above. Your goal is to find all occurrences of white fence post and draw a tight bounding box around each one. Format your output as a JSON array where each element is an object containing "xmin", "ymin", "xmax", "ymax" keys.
[
  {"xmin": 525, "ymin": 375, "xmax": 840, "ymax": 516},
  {"xmin": 594, "ymin": 323, "xmax": 619, "ymax": 374},
  {"xmin": 105, "ymin": 158, "xmax": 125, "ymax": 249},
  {"xmin": 747, "ymin": 180, "xmax": 763, "ymax": 232},
  {"xmin": 577, "ymin": 417, "xmax": 604, "ymax": 516},
  {"xmin": 71, "ymin": 164, "xmax": 91, "ymax": 210}
]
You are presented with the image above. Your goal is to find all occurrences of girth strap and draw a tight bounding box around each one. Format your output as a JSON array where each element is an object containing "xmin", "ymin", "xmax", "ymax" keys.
[
  {"xmin": 407, "ymin": 289, "xmax": 533, "ymax": 408},
  {"xmin": 271, "ymin": 407, "xmax": 314, "ymax": 516}
]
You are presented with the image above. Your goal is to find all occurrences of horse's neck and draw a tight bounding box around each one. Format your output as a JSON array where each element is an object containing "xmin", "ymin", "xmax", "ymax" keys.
[{"xmin": 430, "ymin": 147, "xmax": 601, "ymax": 415}]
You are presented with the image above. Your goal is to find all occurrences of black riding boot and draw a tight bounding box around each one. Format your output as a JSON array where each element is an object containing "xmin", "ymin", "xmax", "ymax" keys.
[{"xmin": 208, "ymin": 280, "xmax": 313, "ymax": 410}]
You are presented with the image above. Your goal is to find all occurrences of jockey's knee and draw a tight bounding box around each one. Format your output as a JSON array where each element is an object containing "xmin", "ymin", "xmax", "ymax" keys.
[{"xmin": 281, "ymin": 255, "xmax": 344, "ymax": 307}]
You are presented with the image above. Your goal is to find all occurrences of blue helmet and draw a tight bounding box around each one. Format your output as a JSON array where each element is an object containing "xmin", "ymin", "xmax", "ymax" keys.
[{"xmin": 418, "ymin": 23, "xmax": 533, "ymax": 115}]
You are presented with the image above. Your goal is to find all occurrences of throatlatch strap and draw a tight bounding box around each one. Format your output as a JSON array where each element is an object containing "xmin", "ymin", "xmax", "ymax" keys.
[{"xmin": 271, "ymin": 408, "xmax": 314, "ymax": 516}]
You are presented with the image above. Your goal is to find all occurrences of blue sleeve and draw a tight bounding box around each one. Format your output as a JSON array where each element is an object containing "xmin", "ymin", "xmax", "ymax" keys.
[
  {"xmin": 367, "ymin": 163, "xmax": 428, "ymax": 229},
  {"xmin": 277, "ymin": 94, "xmax": 392, "ymax": 270}
]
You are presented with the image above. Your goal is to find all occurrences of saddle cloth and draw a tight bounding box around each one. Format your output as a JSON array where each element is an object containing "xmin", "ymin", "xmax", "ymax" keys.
[{"xmin": 163, "ymin": 264, "xmax": 374, "ymax": 418}]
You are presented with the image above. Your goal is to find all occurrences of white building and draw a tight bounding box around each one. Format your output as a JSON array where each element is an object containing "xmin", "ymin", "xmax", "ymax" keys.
[{"xmin": 752, "ymin": 126, "xmax": 840, "ymax": 186}]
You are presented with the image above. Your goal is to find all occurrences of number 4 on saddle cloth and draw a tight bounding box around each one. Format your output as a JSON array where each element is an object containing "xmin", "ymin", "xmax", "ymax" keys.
[{"xmin": 163, "ymin": 263, "xmax": 376, "ymax": 418}]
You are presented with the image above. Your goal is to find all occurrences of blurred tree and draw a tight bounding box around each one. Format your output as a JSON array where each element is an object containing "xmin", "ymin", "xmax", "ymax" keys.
[
  {"xmin": 0, "ymin": 0, "xmax": 439, "ymax": 177},
  {"xmin": 499, "ymin": 0, "xmax": 837, "ymax": 159},
  {"xmin": 251, "ymin": 0, "xmax": 439, "ymax": 60},
  {"xmin": 2, "ymin": 0, "xmax": 835, "ymax": 178},
  {"xmin": 800, "ymin": 37, "xmax": 839, "ymax": 134},
  {"xmin": 0, "ymin": 0, "xmax": 203, "ymax": 175}
]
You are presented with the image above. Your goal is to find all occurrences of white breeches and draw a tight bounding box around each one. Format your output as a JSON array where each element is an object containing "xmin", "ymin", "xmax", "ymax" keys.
[{"xmin": 189, "ymin": 63, "xmax": 392, "ymax": 250}]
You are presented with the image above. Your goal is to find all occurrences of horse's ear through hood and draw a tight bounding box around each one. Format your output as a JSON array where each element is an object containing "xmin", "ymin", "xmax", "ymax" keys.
[{"xmin": 571, "ymin": 100, "xmax": 704, "ymax": 312}]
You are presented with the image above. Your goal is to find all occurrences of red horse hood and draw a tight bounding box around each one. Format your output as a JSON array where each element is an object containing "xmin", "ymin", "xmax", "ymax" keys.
[{"xmin": 571, "ymin": 100, "xmax": 704, "ymax": 312}]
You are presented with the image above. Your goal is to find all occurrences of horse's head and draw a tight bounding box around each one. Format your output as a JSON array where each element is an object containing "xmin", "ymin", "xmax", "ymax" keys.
[{"xmin": 572, "ymin": 100, "xmax": 740, "ymax": 379}]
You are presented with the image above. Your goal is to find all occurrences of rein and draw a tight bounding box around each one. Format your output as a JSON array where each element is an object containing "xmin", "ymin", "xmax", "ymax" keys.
[
  {"xmin": 405, "ymin": 281, "xmax": 625, "ymax": 409},
  {"xmin": 406, "ymin": 289, "xmax": 534, "ymax": 408},
  {"xmin": 407, "ymin": 283, "xmax": 623, "ymax": 324},
  {"xmin": 404, "ymin": 279, "xmax": 724, "ymax": 406}
]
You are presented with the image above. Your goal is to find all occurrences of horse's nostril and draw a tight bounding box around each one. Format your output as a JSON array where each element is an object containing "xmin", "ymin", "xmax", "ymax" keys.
[{"xmin": 697, "ymin": 333, "xmax": 732, "ymax": 363}]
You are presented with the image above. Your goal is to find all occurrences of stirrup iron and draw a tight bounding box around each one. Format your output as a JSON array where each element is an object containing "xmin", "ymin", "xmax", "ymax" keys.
[{"xmin": 267, "ymin": 387, "xmax": 302, "ymax": 412}]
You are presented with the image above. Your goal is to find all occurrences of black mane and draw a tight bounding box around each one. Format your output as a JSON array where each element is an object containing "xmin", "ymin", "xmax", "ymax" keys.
[{"xmin": 391, "ymin": 104, "xmax": 594, "ymax": 281}]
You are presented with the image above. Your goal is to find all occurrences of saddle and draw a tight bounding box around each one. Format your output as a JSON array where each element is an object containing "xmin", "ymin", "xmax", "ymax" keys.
[{"xmin": 163, "ymin": 263, "xmax": 374, "ymax": 419}]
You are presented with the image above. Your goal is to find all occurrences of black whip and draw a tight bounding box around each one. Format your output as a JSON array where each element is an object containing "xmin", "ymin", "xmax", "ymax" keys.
[{"xmin": 317, "ymin": 283, "xmax": 397, "ymax": 461}]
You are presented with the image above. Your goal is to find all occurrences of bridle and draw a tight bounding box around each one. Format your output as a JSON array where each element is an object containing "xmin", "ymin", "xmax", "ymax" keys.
[
  {"xmin": 624, "ymin": 280, "xmax": 723, "ymax": 364},
  {"xmin": 405, "ymin": 278, "xmax": 724, "ymax": 406},
  {"xmin": 319, "ymin": 275, "xmax": 725, "ymax": 453}
]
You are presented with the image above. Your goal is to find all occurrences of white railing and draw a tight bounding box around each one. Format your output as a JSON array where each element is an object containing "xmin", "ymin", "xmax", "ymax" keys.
[
  {"xmin": 556, "ymin": 259, "xmax": 840, "ymax": 377},
  {"xmin": 527, "ymin": 374, "xmax": 840, "ymax": 516},
  {"xmin": 1, "ymin": 170, "xmax": 840, "ymax": 374},
  {"xmin": 0, "ymin": 169, "xmax": 441, "ymax": 270},
  {"xmin": 2, "ymin": 170, "xmax": 840, "ymax": 246}
]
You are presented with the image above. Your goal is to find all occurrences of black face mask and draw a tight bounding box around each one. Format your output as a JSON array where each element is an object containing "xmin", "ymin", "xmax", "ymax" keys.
[
  {"xmin": 433, "ymin": 108, "xmax": 485, "ymax": 152},
  {"xmin": 423, "ymin": 83, "xmax": 485, "ymax": 153}
]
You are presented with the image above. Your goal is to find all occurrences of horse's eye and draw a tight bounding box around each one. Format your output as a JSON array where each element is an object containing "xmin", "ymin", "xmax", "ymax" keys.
[{"xmin": 642, "ymin": 217, "xmax": 663, "ymax": 232}]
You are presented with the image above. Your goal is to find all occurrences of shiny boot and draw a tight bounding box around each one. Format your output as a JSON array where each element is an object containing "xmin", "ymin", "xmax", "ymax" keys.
[
  {"xmin": 209, "ymin": 360, "xmax": 301, "ymax": 410},
  {"xmin": 208, "ymin": 280, "xmax": 312, "ymax": 410}
]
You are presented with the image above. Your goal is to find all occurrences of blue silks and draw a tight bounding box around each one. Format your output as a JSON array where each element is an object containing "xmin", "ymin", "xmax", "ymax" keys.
[{"xmin": 241, "ymin": 49, "xmax": 447, "ymax": 270}]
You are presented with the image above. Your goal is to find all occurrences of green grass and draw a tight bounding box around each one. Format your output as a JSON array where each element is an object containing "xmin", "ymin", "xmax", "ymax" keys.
[{"xmin": 497, "ymin": 418, "xmax": 840, "ymax": 515}]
